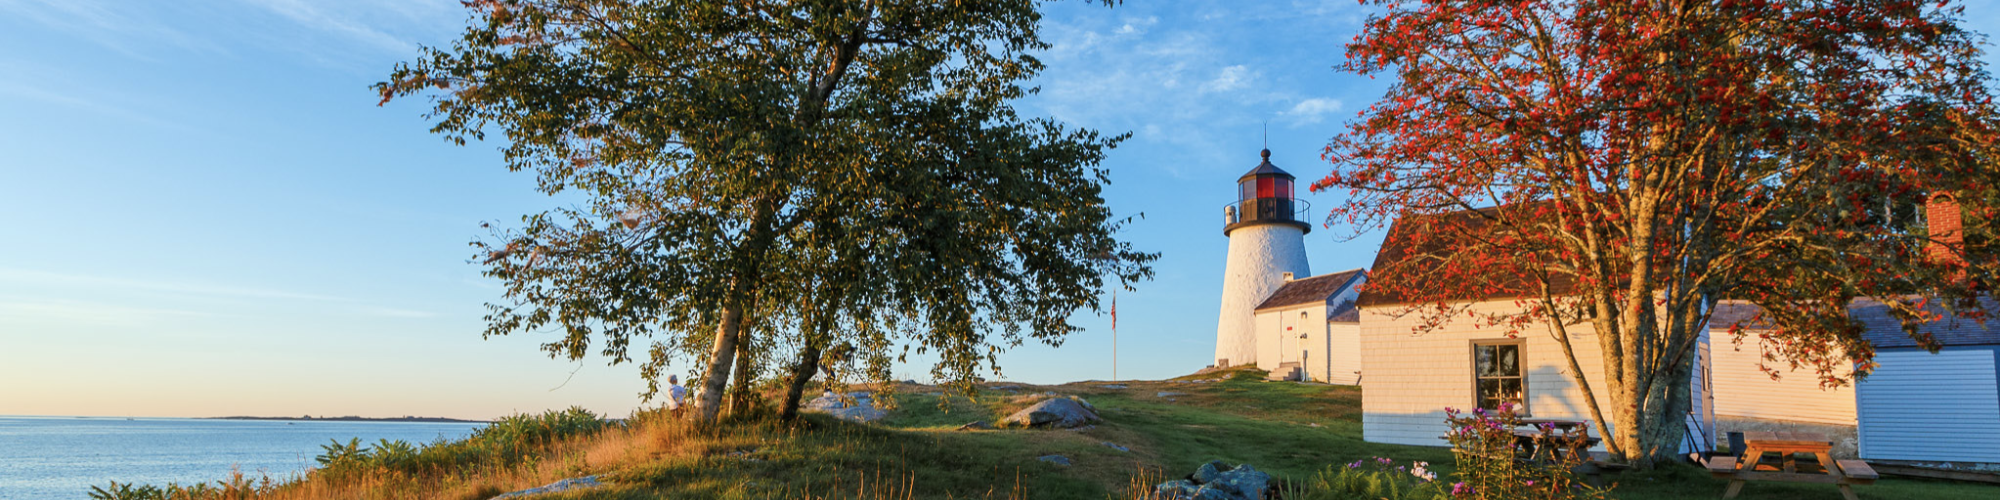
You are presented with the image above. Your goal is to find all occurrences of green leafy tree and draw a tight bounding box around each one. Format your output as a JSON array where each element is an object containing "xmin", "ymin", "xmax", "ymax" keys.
[{"xmin": 377, "ymin": 0, "xmax": 1150, "ymax": 423}]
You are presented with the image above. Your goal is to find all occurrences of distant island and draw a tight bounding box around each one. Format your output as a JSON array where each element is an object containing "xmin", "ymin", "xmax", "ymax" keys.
[{"xmin": 209, "ymin": 415, "xmax": 488, "ymax": 423}]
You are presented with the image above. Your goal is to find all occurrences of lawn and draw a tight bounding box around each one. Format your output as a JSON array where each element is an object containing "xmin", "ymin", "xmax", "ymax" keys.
[{"xmin": 228, "ymin": 367, "xmax": 1999, "ymax": 499}]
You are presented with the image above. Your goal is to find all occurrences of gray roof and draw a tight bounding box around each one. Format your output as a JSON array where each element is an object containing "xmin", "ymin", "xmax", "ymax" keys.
[
  {"xmin": 1328, "ymin": 300, "xmax": 1360, "ymax": 323},
  {"xmin": 1254, "ymin": 269, "xmax": 1366, "ymax": 312},
  {"xmin": 1709, "ymin": 298, "xmax": 2000, "ymax": 348}
]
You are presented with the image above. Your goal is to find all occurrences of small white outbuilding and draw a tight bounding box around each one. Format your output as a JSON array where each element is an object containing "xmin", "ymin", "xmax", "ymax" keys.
[
  {"xmin": 1250, "ymin": 269, "xmax": 1366, "ymax": 384},
  {"xmin": 1709, "ymin": 298, "xmax": 2000, "ymax": 471}
]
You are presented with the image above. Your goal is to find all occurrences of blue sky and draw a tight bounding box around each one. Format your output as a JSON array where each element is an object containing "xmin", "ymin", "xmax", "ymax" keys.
[{"xmin": 3, "ymin": 1, "xmax": 1996, "ymax": 420}]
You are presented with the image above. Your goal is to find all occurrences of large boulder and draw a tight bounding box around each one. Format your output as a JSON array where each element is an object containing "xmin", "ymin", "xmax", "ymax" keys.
[
  {"xmin": 1154, "ymin": 461, "xmax": 1271, "ymax": 500},
  {"xmin": 999, "ymin": 397, "xmax": 1101, "ymax": 429},
  {"xmin": 803, "ymin": 392, "xmax": 886, "ymax": 423}
]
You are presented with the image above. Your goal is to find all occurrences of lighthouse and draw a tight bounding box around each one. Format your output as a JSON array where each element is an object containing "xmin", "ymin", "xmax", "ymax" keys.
[{"xmin": 1214, "ymin": 149, "xmax": 1311, "ymax": 368}]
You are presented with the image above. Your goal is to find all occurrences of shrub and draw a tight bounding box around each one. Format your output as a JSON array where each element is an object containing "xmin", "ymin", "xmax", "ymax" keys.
[
  {"xmin": 1288, "ymin": 457, "xmax": 1448, "ymax": 500},
  {"xmin": 1442, "ymin": 406, "xmax": 1609, "ymax": 500},
  {"xmin": 308, "ymin": 406, "xmax": 611, "ymax": 481}
]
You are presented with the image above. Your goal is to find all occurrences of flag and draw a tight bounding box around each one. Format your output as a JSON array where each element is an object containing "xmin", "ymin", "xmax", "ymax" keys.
[{"xmin": 1110, "ymin": 290, "xmax": 1117, "ymax": 330}]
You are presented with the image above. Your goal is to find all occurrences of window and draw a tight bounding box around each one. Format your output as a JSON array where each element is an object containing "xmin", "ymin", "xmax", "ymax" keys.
[
  {"xmin": 1240, "ymin": 179, "xmax": 1256, "ymax": 202},
  {"xmin": 1275, "ymin": 177, "xmax": 1291, "ymax": 199},
  {"xmin": 1472, "ymin": 341, "xmax": 1525, "ymax": 412},
  {"xmin": 1257, "ymin": 177, "xmax": 1274, "ymax": 198}
]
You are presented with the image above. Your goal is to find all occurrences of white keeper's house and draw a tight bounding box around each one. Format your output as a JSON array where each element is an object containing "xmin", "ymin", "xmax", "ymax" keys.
[
  {"xmin": 1351, "ymin": 206, "xmax": 1715, "ymax": 454},
  {"xmin": 1212, "ymin": 148, "xmax": 1367, "ymax": 384}
]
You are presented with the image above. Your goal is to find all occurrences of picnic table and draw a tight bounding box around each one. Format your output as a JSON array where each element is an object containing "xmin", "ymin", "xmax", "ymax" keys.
[
  {"xmin": 1706, "ymin": 431, "xmax": 1877, "ymax": 500},
  {"xmin": 1512, "ymin": 418, "xmax": 1601, "ymax": 463}
]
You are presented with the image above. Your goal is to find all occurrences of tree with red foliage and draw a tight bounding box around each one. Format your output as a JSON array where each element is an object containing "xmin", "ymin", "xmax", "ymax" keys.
[{"xmin": 1319, "ymin": 0, "xmax": 2000, "ymax": 466}]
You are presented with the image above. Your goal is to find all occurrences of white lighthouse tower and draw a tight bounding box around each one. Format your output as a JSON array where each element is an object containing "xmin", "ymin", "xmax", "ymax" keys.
[{"xmin": 1214, "ymin": 149, "xmax": 1311, "ymax": 368}]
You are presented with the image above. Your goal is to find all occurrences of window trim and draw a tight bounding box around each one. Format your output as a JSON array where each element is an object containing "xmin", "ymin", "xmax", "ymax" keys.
[{"xmin": 1469, "ymin": 339, "xmax": 1528, "ymax": 415}]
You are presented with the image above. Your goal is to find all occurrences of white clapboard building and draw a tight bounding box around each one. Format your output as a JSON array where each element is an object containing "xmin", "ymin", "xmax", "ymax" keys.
[{"xmin": 1353, "ymin": 206, "xmax": 1714, "ymax": 453}]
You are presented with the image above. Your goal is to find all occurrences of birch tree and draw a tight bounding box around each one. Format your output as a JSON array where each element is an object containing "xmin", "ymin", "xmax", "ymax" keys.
[{"xmin": 377, "ymin": 0, "xmax": 1148, "ymax": 423}]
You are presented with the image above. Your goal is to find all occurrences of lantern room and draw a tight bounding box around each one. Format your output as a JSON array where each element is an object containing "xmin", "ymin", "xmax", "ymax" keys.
[{"xmin": 1223, "ymin": 149, "xmax": 1311, "ymax": 236}]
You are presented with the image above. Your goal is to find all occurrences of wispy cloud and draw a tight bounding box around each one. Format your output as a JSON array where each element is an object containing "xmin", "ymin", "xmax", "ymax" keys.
[
  {"xmin": 0, "ymin": 0, "xmax": 220, "ymax": 60},
  {"xmin": 357, "ymin": 306, "xmax": 440, "ymax": 319},
  {"xmin": 1202, "ymin": 65, "xmax": 1255, "ymax": 93},
  {"xmin": 0, "ymin": 298, "xmax": 220, "ymax": 327},
  {"xmin": 1283, "ymin": 98, "xmax": 1344, "ymax": 126},
  {"xmin": 0, "ymin": 77, "xmax": 186, "ymax": 132},
  {"xmin": 1113, "ymin": 16, "xmax": 1158, "ymax": 35},
  {"xmin": 237, "ymin": 0, "xmax": 427, "ymax": 54},
  {"xmin": 0, "ymin": 268, "xmax": 352, "ymax": 302}
]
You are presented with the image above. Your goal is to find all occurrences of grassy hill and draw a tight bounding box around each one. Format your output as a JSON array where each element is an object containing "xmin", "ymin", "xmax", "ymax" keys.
[{"xmin": 128, "ymin": 367, "xmax": 1999, "ymax": 500}]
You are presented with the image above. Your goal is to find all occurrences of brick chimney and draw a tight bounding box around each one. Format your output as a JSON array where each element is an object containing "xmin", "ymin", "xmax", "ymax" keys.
[{"xmin": 1928, "ymin": 193, "xmax": 1965, "ymax": 267}]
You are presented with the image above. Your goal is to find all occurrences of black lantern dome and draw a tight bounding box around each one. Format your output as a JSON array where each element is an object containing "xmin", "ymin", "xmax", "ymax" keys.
[{"xmin": 1223, "ymin": 149, "xmax": 1311, "ymax": 236}]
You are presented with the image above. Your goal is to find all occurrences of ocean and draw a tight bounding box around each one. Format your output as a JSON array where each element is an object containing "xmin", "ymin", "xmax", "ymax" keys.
[{"xmin": 0, "ymin": 416, "xmax": 486, "ymax": 500}]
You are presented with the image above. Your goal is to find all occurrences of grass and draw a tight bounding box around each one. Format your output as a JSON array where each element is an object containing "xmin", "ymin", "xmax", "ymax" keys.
[{"xmin": 98, "ymin": 367, "xmax": 2000, "ymax": 499}]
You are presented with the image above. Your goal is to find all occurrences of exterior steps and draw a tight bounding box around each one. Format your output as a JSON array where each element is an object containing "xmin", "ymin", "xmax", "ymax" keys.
[{"xmin": 1266, "ymin": 362, "xmax": 1304, "ymax": 382}]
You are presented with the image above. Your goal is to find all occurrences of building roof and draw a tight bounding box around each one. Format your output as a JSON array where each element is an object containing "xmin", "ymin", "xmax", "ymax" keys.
[
  {"xmin": 1328, "ymin": 299, "xmax": 1361, "ymax": 323},
  {"xmin": 1356, "ymin": 203, "xmax": 1577, "ymax": 308},
  {"xmin": 1237, "ymin": 149, "xmax": 1295, "ymax": 182},
  {"xmin": 1254, "ymin": 269, "xmax": 1365, "ymax": 312},
  {"xmin": 1709, "ymin": 298, "xmax": 2000, "ymax": 348}
]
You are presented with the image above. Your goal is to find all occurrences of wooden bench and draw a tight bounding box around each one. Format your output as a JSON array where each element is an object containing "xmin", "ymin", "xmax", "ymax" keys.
[
  {"xmin": 1707, "ymin": 456, "xmax": 1740, "ymax": 478},
  {"xmin": 1835, "ymin": 460, "xmax": 1879, "ymax": 484},
  {"xmin": 1715, "ymin": 433, "xmax": 1875, "ymax": 500}
]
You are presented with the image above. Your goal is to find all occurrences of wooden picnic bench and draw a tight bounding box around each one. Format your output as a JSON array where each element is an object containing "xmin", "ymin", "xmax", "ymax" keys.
[
  {"xmin": 1706, "ymin": 431, "xmax": 1877, "ymax": 500},
  {"xmin": 1513, "ymin": 418, "xmax": 1602, "ymax": 463}
]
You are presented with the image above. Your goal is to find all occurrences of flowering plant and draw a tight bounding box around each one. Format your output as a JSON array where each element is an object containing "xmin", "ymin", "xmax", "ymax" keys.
[
  {"xmin": 1293, "ymin": 457, "xmax": 1446, "ymax": 500},
  {"xmin": 1442, "ymin": 405, "xmax": 1609, "ymax": 500}
]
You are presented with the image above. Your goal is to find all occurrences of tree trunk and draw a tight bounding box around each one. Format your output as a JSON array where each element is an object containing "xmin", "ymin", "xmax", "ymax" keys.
[
  {"xmin": 693, "ymin": 305, "xmax": 743, "ymax": 423},
  {"xmin": 780, "ymin": 338, "xmax": 825, "ymax": 422},
  {"xmin": 728, "ymin": 340, "xmax": 757, "ymax": 415}
]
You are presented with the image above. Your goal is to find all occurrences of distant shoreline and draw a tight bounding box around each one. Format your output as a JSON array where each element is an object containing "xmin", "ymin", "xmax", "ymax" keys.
[{"xmin": 207, "ymin": 416, "xmax": 489, "ymax": 423}]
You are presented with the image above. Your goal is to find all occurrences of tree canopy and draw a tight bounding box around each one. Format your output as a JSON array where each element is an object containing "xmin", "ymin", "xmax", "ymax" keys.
[
  {"xmin": 377, "ymin": 0, "xmax": 1149, "ymax": 423},
  {"xmin": 1320, "ymin": 0, "xmax": 2000, "ymax": 465}
]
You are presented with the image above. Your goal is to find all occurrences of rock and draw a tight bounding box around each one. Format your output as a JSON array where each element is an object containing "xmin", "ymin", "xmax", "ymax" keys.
[
  {"xmin": 1157, "ymin": 392, "xmax": 1187, "ymax": 398},
  {"xmin": 1191, "ymin": 485, "xmax": 1242, "ymax": 500},
  {"xmin": 902, "ymin": 379, "xmax": 919, "ymax": 384},
  {"xmin": 1209, "ymin": 464, "xmax": 1271, "ymax": 500},
  {"xmin": 1154, "ymin": 480, "xmax": 1199, "ymax": 499},
  {"xmin": 1000, "ymin": 397, "xmax": 1101, "ymax": 429},
  {"xmin": 1154, "ymin": 462, "xmax": 1271, "ymax": 500},
  {"xmin": 1038, "ymin": 454, "xmax": 1072, "ymax": 466},
  {"xmin": 1099, "ymin": 384, "xmax": 1127, "ymax": 389},
  {"xmin": 1064, "ymin": 424, "xmax": 1098, "ymax": 432},
  {"xmin": 956, "ymin": 420, "xmax": 993, "ymax": 431},
  {"xmin": 1102, "ymin": 442, "xmax": 1129, "ymax": 452},
  {"xmin": 803, "ymin": 392, "xmax": 887, "ymax": 423},
  {"xmin": 491, "ymin": 476, "xmax": 604, "ymax": 499},
  {"xmin": 992, "ymin": 384, "xmax": 1022, "ymax": 391},
  {"xmin": 1193, "ymin": 461, "xmax": 1229, "ymax": 484}
]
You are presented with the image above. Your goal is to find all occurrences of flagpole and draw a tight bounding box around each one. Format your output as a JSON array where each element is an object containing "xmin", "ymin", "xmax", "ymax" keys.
[{"xmin": 1112, "ymin": 288, "xmax": 1118, "ymax": 382}]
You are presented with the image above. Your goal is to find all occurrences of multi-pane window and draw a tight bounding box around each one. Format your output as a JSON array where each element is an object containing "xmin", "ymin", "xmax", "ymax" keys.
[{"xmin": 1473, "ymin": 341, "xmax": 1525, "ymax": 412}]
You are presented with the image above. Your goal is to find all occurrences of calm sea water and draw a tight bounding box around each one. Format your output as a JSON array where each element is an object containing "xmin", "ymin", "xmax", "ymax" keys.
[{"xmin": 0, "ymin": 416, "xmax": 485, "ymax": 500}]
